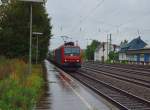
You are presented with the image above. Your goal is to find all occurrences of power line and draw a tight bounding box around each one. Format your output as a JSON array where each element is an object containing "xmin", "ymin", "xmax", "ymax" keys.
[
  {"xmin": 107, "ymin": 11, "xmax": 150, "ymax": 34},
  {"xmin": 58, "ymin": 0, "xmax": 150, "ymax": 44},
  {"xmin": 69, "ymin": 0, "xmax": 105, "ymax": 34},
  {"xmin": 80, "ymin": 0, "xmax": 105, "ymax": 23}
]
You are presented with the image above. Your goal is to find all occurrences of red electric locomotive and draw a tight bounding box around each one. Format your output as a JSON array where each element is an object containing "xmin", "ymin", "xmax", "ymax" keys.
[{"xmin": 53, "ymin": 42, "xmax": 81, "ymax": 70}]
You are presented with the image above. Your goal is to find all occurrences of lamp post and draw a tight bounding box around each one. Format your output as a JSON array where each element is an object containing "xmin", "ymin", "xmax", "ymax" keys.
[
  {"xmin": 33, "ymin": 32, "xmax": 43, "ymax": 64},
  {"xmin": 19, "ymin": 0, "xmax": 43, "ymax": 73},
  {"xmin": 0, "ymin": 27, "xmax": 2, "ymax": 35}
]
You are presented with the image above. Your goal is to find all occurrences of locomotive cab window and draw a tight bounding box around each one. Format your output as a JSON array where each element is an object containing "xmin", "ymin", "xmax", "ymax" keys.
[{"xmin": 64, "ymin": 47, "xmax": 80, "ymax": 55}]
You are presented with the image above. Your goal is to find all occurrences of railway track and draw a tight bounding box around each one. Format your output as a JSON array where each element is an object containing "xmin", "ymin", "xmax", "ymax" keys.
[
  {"xmin": 109, "ymin": 64, "xmax": 150, "ymax": 71},
  {"xmin": 82, "ymin": 64, "xmax": 150, "ymax": 85},
  {"xmin": 85, "ymin": 62, "xmax": 150, "ymax": 72},
  {"xmin": 70, "ymin": 71, "xmax": 150, "ymax": 110},
  {"xmin": 81, "ymin": 63, "xmax": 150, "ymax": 101},
  {"xmin": 81, "ymin": 66, "xmax": 150, "ymax": 88},
  {"xmin": 84, "ymin": 62, "xmax": 150, "ymax": 75},
  {"xmin": 83, "ymin": 63, "xmax": 150, "ymax": 80}
]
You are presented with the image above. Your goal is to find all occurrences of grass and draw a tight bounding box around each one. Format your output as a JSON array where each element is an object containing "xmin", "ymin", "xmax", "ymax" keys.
[{"xmin": 0, "ymin": 57, "xmax": 44, "ymax": 110}]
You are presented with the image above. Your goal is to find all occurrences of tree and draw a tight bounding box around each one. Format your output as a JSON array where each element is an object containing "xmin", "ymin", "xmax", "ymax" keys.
[
  {"xmin": 108, "ymin": 51, "xmax": 119, "ymax": 63},
  {"xmin": 85, "ymin": 40, "xmax": 101, "ymax": 60},
  {"xmin": 0, "ymin": 0, "xmax": 52, "ymax": 62},
  {"xmin": 120, "ymin": 39, "xmax": 128, "ymax": 47}
]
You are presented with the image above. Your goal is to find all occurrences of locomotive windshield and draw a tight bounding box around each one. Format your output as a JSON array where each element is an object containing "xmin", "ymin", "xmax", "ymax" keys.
[{"xmin": 64, "ymin": 47, "xmax": 80, "ymax": 55}]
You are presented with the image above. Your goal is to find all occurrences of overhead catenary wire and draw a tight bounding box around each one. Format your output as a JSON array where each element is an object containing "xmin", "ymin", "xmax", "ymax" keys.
[
  {"xmin": 57, "ymin": 0, "xmax": 150, "ymax": 47},
  {"xmin": 69, "ymin": 0, "xmax": 105, "ymax": 34},
  {"xmin": 107, "ymin": 11, "xmax": 150, "ymax": 35},
  {"xmin": 84, "ymin": 3, "xmax": 150, "ymax": 36},
  {"xmin": 79, "ymin": 0, "xmax": 105, "ymax": 23}
]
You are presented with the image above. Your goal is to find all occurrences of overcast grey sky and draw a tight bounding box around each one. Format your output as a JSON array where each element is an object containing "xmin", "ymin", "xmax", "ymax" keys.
[{"xmin": 46, "ymin": 0, "xmax": 150, "ymax": 49}]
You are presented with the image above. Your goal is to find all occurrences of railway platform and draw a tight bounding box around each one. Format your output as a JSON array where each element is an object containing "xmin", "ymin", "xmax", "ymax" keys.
[{"xmin": 35, "ymin": 60, "xmax": 119, "ymax": 110}]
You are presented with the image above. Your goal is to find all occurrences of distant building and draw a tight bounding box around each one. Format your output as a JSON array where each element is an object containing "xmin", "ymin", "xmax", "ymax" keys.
[
  {"xmin": 94, "ymin": 42, "xmax": 119, "ymax": 62},
  {"xmin": 119, "ymin": 40, "xmax": 128, "ymax": 61},
  {"xmin": 126, "ymin": 47, "xmax": 150, "ymax": 64},
  {"xmin": 119, "ymin": 36, "xmax": 149, "ymax": 64}
]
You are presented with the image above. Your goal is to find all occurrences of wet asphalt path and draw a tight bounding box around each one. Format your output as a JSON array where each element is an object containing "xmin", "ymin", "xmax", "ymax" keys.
[{"xmin": 35, "ymin": 60, "xmax": 119, "ymax": 110}]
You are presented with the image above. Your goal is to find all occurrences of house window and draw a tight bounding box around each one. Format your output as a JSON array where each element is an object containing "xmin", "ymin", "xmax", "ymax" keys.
[{"xmin": 140, "ymin": 54, "xmax": 144, "ymax": 61}]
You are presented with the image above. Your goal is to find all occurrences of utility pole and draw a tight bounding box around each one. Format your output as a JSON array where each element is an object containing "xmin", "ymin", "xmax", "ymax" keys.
[
  {"xmin": 60, "ymin": 26, "xmax": 62, "ymax": 32},
  {"xmin": 107, "ymin": 34, "xmax": 109, "ymax": 60},
  {"xmin": 76, "ymin": 40, "xmax": 78, "ymax": 46},
  {"xmin": 86, "ymin": 38, "xmax": 89, "ymax": 47},
  {"xmin": 33, "ymin": 32, "xmax": 43, "ymax": 64},
  {"xmin": 19, "ymin": 0, "xmax": 43, "ymax": 74},
  {"xmin": 106, "ymin": 33, "xmax": 112, "ymax": 60},
  {"xmin": 109, "ymin": 33, "xmax": 112, "ymax": 52},
  {"xmin": 60, "ymin": 35, "xmax": 70, "ymax": 43},
  {"xmin": 29, "ymin": 3, "xmax": 32, "ymax": 74},
  {"xmin": 137, "ymin": 29, "xmax": 141, "ymax": 37},
  {"xmin": 36, "ymin": 34, "xmax": 38, "ymax": 64}
]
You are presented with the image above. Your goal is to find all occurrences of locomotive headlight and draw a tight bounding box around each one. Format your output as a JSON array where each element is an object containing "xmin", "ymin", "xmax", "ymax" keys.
[{"xmin": 76, "ymin": 60, "xmax": 79, "ymax": 62}]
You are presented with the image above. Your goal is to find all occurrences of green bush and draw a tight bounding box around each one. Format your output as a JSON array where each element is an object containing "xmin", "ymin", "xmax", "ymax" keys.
[
  {"xmin": 0, "ymin": 59, "xmax": 44, "ymax": 110},
  {"xmin": 121, "ymin": 60, "xmax": 128, "ymax": 64}
]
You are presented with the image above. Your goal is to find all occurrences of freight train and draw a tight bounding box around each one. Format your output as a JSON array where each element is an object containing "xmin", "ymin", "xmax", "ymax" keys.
[{"xmin": 49, "ymin": 42, "xmax": 82, "ymax": 70}]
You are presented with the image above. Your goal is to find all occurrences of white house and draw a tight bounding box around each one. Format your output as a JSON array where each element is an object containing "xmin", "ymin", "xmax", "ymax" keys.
[
  {"xmin": 94, "ymin": 42, "xmax": 119, "ymax": 62},
  {"xmin": 119, "ymin": 52, "xmax": 127, "ymax": 61}
]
